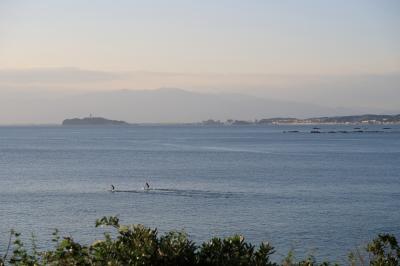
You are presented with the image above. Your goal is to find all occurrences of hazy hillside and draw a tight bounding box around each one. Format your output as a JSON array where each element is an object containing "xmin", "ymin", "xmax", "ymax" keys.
[{"xmin": 0, "ymin": 88, "xmax": 395, "ymax": 124}]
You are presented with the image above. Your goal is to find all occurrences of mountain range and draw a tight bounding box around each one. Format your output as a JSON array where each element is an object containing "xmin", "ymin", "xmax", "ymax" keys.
[{"xmin": 0, "ymin": 88, "xmax": 398, "ymax": 124}]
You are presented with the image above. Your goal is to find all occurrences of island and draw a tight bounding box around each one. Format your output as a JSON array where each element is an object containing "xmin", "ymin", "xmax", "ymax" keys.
[{"xmin": 62, "ymin": 117, "xmax": 128, "ymax": 126}]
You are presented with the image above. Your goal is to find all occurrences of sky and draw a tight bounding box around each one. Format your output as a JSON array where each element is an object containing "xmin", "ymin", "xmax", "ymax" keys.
[
  {"xmin": 0, "ymin": 0, "xmax": 399, "ymax": 123},
  {"xmin": 1, "ymin": 0, "xmax": 399, "ymax": 73}
]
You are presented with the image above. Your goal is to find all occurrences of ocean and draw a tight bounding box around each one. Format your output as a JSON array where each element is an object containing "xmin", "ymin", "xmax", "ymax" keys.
[{"xmin": 0, "ymin": 125, "xmax": 399, "ymax": 262}]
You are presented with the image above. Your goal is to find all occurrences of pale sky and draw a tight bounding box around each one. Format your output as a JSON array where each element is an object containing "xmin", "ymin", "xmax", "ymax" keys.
[
  {"xmin": 0, "ymin": 0, "xmax": 399, "ymax": 124},
  {"xmin": 1, "ymin": 0, "xmax": 399, "ymax": 74}
]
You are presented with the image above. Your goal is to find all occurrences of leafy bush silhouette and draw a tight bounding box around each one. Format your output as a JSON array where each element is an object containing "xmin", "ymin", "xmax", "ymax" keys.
[
  {"xmin": 367, "ymin": 234, "xmax": 400, "ymax": 266},
  {"xmin": 1, "ymin": 217, "xmax": 399, "ymax": 266}
]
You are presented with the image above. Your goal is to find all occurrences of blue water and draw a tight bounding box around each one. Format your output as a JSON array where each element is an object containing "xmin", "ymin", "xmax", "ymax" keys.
[{"xmin": 0, "ymin": 125, "xmax": 399, "ymax": 262}]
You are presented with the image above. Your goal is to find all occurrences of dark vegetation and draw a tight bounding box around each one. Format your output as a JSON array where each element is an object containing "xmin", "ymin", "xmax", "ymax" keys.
[
  {"xmin": 1, "ymin": 217, "xmax": 399, "ymax": 265},
  {"xmin": 62, "ymin": 117, "xmax": 128, "ymax": 126}
]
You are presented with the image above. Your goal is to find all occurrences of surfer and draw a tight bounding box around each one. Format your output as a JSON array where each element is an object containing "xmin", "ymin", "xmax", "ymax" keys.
[
  {"xmin": 145, "ymin": 182, "xmax": 150, "ymax": 190},
  {"xmin": 111, "ymin": 184, "xmax": 115, "ymax": 192}
]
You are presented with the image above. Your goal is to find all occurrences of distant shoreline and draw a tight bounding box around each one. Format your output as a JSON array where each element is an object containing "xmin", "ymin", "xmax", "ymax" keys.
[
  {"xmin": 1, "ymin": 114, "xmax": 399, "ymax": 126},
  {"xmin": 201, "ymin": 114, "xmax": 400, "ymax": 126},
  {"xmin": 61, "ymin": 114, "xmax": 399, "ymax": 126}
]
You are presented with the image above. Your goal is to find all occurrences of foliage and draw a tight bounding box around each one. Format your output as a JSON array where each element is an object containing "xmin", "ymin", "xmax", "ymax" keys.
[
  {"xmin": 367, "ymin": 234, "xmax": 400, "ymax": 266},
  {"xmin": 282, "ymin": 250, "xmax": 338, "ymax": 266},
  {"xmin": 198, "ymin": 236, "xmax": 276, "ymax": 266},
  {"xmin": 0, "ymin": 217, "xmax": 398, "ymax": 266}
]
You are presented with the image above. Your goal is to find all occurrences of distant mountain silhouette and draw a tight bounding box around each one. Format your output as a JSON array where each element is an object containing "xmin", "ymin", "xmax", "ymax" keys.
[
  {"xmin": 53, "ymin": 88, "xmax": 378, "ymax": 123},
  {"xmin": 0, "ymin": 88, "xmax": 397, "ymax": 124}
]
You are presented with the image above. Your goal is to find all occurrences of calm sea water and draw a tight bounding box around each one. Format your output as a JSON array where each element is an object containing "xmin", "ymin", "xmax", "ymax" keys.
[{"xmin": 0, "ymin": 125, "xmax": 399, "ymax": 262}]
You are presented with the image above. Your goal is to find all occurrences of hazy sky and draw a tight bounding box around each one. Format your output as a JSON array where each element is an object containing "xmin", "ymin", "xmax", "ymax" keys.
[
  {"xmin": 1, "ymin": 0, "xmax": 399, "ymax": 74},
  {"xmin": 0, "ymin": 1, "xmax": 399, "ymax": 123}
]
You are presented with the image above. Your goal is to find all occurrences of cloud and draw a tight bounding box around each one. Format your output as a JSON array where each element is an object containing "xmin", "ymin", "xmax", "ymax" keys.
[{"xmin": 0, "ymin": 67, "xmax": 123, "ymax": 84}]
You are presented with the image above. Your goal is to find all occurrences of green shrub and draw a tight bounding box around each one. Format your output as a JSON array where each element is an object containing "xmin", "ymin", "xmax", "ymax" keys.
[
  {"xmin": 367, "ymin": 234, "xmax": 400, "ymax": 266},
  {"xmin": 158, "ymin": 231, "xmax": 196, "ymax": 265},
  {"xmin": 1, "ymin": 217, "xmax": 398, "ymax": 266},
  {"xmin": 198, "ymin": 235, "xmax": 276, "ymax": 266}
]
